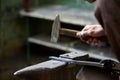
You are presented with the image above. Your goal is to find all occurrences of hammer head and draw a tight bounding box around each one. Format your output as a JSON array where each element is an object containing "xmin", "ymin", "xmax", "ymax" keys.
[{"xmin": 51, "ymin": 15, "xmax": 61, "ymax": 42}]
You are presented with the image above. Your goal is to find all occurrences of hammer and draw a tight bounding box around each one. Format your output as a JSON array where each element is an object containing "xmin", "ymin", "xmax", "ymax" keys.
[{"xmin": 51, "ymin": 15, "xmax": 106, "ymax": 43}]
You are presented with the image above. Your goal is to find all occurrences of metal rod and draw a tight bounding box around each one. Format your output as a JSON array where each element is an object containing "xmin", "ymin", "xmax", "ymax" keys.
[{"xmin": 49, "ymin": 56, "xmax": 104, "ymax": 68}]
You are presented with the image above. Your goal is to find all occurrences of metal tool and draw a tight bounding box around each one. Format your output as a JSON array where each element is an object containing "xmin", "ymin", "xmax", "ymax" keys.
[
  {"xmin": 49, "ymin": 56, "xmax": 120, "ymax": 77},
  {"xmin": 51, "ymin": 15, "xmax": 86, "ymax": 42},
  {"xmin": 49, "ymin": 56, "xmax": 104, "ymax": 68},
  {"xmin": 51, "ymin": 15, "xmax": 106, "ymax": 43}
]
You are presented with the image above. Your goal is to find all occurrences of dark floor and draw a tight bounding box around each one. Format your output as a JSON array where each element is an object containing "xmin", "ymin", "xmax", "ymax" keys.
[{"xmin": 0, "ymin": 43, "xmax": 65, "ymax": 80}]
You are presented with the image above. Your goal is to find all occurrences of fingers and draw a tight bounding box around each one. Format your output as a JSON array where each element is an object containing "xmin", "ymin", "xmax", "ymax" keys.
[
  {"xmin": 81, "ymin": 24, "xmax": 104, "ymax": 37},
  {"xmin": 82, "ymin": 25, "xmax": 92, "ymax": 32},
  {"xmin": 76, "ymin": 24, "xmax": 104, "ymax": 45},
  {"xmin": 76, "ymin": 32, "xmax": 86, "ymax": 42},
  {"xmin": 76, "ymin": 32, "xmax": 102, "ymax": 45},
  {"xmin": 81, "ymin": 25, "xmax": 94, "ymax": 36},
  {"xmin": 86, "ymin": 38, "xmax": 101, "ymax": 44},
  {"xmin": 76, "ymin": 32, "xmax": 81, "ymax": 37},
  {"xmin": 76, "ymin": 31, "xmax": 85, "ymax": 37}
]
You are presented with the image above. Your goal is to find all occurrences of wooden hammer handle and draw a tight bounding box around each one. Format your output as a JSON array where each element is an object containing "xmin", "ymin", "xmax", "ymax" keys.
[
  {"xmin": 59, "ymin": 28, "xmax": 79, "ymax": 37},
  {"xmin": 59, "ymin": 28, "xmax": 107, "ymax": 42}
]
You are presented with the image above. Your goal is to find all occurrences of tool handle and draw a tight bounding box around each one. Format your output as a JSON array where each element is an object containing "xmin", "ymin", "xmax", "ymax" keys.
[
  {"xmin": 59, "ymin": 28, "xmax": 107, "ymax": 42},
  {"xmin": 59, "ymin": 28, "xmax": 79, "ymax": 37}
]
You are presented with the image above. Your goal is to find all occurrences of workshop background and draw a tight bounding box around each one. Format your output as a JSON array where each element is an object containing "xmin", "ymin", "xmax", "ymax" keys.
[{"xmin": 0, "ymin": 0, "xmax": 95, "ymax": 80}]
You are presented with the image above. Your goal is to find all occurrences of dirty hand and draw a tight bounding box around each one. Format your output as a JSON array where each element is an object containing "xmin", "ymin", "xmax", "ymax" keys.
[{"xmin": 76, "ymin": 24, "xmax": 105, "ymax": 44}]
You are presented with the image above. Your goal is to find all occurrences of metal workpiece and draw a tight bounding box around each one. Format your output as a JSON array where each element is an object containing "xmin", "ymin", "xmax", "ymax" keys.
[
  {"xmin": 49, "ymin": 55, "xmax": 120, "ymax": 80},
  {"xmin": 49, "ymin": 56, "xmax": 104, "ymax": 68},
  {"xmin": 60, "ymin": 51, "xmax": 89, "ymax": 60},
  {"xmin": 49, "ymin": 56, "xmax": 120, "ymax": 73}
]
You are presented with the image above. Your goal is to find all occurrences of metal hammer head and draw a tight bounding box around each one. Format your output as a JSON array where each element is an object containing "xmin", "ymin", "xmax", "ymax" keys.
[{"xmin": 51, "ymin": 15, "xmax": 61, "ymax": 42}]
